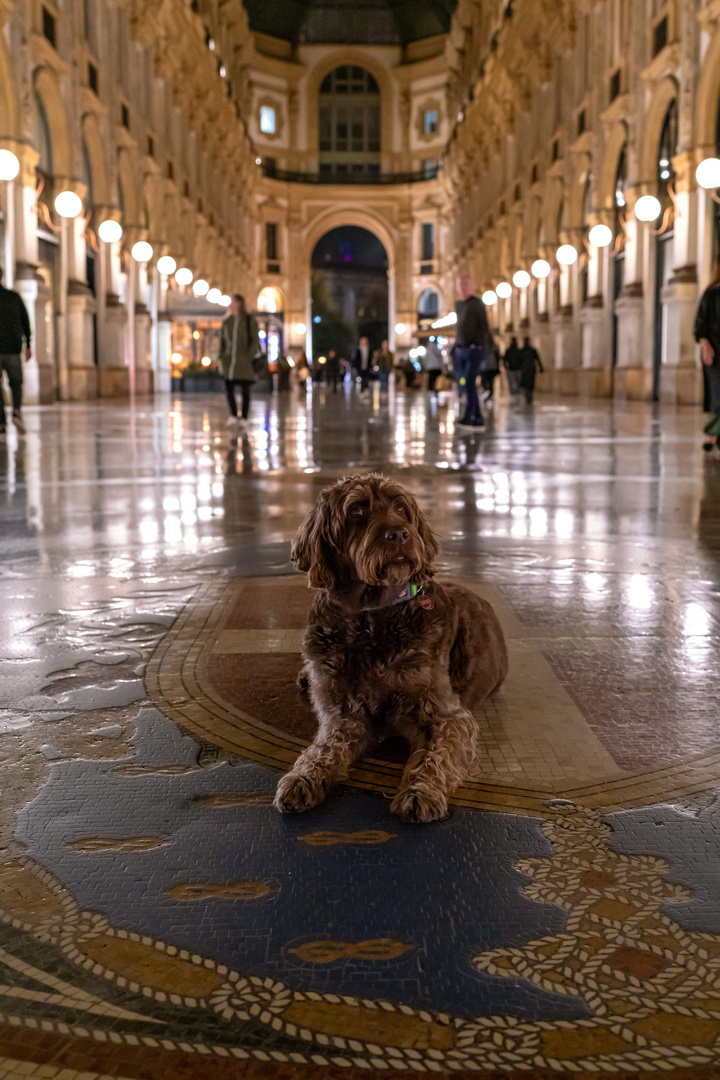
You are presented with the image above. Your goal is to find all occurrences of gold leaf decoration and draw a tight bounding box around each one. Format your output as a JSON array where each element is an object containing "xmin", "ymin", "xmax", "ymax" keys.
[
  {"xmin": 166, "ymin": 882, "xmax": 275, "ymax": 901},
  {"xmin": 299, "ymin": 830, "xmax": 394, "ymax": 846},
  {"xmin": 288, "ymin": 938, "xmax": 413, "ymax": 963},
  {"xmin": 65, "ymin": 836, "xmax": 170, "ymax": 852}
]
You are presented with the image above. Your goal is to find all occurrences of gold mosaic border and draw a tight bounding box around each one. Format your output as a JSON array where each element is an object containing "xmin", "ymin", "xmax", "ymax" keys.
[
  {"xmin": 145, "ymin": 578, "xmax": 720, "ymax": 817},
  {"xmin": 3, "ymin": 805, "xmax": 720, "ymax": 1072}
]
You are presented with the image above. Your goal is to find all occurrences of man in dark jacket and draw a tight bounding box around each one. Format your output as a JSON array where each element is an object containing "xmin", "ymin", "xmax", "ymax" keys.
[
  {"xmin": 454, "ymin": 275, "xmax": 494, "ymax": 428},
  {"xmin": 518, "ymin": 337, "xmax": 543, "ymax": 405},
  {"xmin": 503, "ymin": 336, "xmax": 522, "ymax": 396},
  {"xmin": 0, "ymin": 267, "xmax": 31, "ymax": 435}
]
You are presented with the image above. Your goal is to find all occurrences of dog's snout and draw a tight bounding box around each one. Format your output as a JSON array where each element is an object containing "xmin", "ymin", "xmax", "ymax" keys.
[{"xmin": 384, "ymin": 527, "xmax": 409, "ymax": 544}]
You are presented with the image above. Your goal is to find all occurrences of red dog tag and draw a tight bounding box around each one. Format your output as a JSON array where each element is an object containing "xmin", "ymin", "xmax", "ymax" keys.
[{"xmin": 418, "ymin": 596, "xmax": 434, "ymax": 610}]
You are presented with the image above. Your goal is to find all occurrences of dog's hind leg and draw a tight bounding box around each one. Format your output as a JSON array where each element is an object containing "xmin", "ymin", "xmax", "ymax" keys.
[
  {"xmin": 390, "ymin": 707, "xmax": 476, "ymax": 824},
  {"xmin": 274, "ymin": 715, "xmax": 370, "ymax": 814}
]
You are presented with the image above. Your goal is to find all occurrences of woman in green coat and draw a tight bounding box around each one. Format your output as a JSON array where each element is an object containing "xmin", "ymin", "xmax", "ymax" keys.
[{"xmin": 219, "ymin": 294, "xmax": 260, "ymax": 427}]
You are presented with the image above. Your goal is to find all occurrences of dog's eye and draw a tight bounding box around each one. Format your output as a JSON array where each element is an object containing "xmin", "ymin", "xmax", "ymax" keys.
[
  {"xmin": 350, "ymin": 506, "xmax": 364, "ymax": 518},
  {"xmin": 395, "ymin": 504, "xmax": 406, "ymax": 517}
]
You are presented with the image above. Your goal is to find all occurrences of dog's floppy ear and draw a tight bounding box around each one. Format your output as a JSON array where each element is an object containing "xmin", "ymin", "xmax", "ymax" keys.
[
  {"xmin": 408, "ymin": 494, "xmax": 439, "ymax": 576},
  {"xmin": 291, "ymin": 500, "xmax": 343, "ymax": 589}
]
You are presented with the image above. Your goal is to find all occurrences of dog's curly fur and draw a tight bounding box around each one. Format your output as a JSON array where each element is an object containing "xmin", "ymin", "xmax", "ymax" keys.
[{"xmin": 274, "ymin": 474, "xmax": 508, "ymax": 823}]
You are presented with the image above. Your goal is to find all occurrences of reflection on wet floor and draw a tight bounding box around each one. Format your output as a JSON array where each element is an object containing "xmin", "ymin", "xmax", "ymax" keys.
[{"xmin": 2, "ymin": 387, "xmax": 720, "ymax": 1078}]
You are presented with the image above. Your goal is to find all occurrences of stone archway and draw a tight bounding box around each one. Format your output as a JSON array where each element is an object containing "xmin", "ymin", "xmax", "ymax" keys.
[
  {"xmin": 311, "ymin": 225, "xmax": 389, "ymax": 361},
  {"xmin": 294, "ymin": 205, "xmax": 400, "ymax": 353}
]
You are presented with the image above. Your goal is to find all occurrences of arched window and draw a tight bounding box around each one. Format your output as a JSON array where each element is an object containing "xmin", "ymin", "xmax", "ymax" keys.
[
  {"xmin": 34, "ymin": 93, "xmax": 53, "ymax": 176},
  {"xmin": 417, "ymin": 288, "xmax": 439, "ymax": 320},
  {"xmin": 319, "ymin": 66, "xmax": 380, "ymax": 179},
  {"xmin": 657, "ymin": 99, "xmax": 678, "ymax": 196}
]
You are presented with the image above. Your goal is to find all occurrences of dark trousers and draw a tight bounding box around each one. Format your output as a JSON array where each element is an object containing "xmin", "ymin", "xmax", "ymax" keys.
[
  {"xmin": 358, "ymin": 369, "xmax": 372, "ymax": 392},
  {"xmin": 455, "ymin": 346, "xmax": 483, "ymax": 421},
  {"xmin": 428, "ymin": 369, "xmax": 442, "ymax": 391},
  {"xmin": 0, "ymin": 354, "xmax": 22, "ymax": 426},
  {"xmin": 481, "ymin": 370, "xmax": 498, "ymax": 397},
  {"xmin": 225, "ymin": 378, "xmax": 252, "ymax": 419}
]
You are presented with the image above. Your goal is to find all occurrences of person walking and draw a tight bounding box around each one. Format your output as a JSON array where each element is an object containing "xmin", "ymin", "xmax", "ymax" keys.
[
  {"xmin": 481, "ymin": 342, "xmax": 501, "ymax": 402},
  {"xmin": 424, "ymin": 337, "xmax": 444, "ymax": 392},
  {"xmin": 219, "ymin": 294, "xmax": 260, "ymax": 428},
  {"xmin": 325, "ymin": 348, "xmax": 342, "ymax": 392},
  {"xmin": 0, "ymin": 267, "xmax": 32, "ymax": 436},
  {"xmin": 353, "ymin": 336, "xmax": 373, "ymax": 393},
  {"xmin": 695, "ymin": 259, "xmax": 720, "ymax": 451},
  {"xmin": 503, "ymin": 336, "xmax": 522, "ymax": 397},
  {"xmin": 373, "ymin": 339, "xmax": 394, "ymax": 391},
  {"xmin": 518, "ymin": 337, "xmax": 543, "ymax": 405},
  {"xmin": 455, "ymin": 275, "xmax": 494, "ymax": 428}
]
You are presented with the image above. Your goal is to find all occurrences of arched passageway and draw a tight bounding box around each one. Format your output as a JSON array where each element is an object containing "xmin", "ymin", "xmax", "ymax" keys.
[{"xmin": 310, "ymin": 225, "xmax": 389, "ymax": 361}]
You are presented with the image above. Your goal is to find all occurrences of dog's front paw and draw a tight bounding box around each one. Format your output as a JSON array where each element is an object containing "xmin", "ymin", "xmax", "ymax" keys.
[
  {"xmin": 390, "ymin": 786, "xmax": 448, "ymax": 824},
  {"xmin": 274, "ymin": 772, "xmax": 325, "ymax": 814}
]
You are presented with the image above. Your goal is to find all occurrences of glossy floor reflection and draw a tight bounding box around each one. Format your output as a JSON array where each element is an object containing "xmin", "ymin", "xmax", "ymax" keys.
[{"xmin": 1, "ymin": 385, "xmax": 720, "ymax": 1079}]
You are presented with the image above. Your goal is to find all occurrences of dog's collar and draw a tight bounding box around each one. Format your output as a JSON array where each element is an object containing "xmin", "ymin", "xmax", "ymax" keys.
[{"xmin": 360, "ymin": 581, "xmax": 433, "ymax": 612}]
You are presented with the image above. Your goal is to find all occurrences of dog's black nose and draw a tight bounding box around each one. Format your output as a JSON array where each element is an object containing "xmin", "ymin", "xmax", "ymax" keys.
[{"xmin": 384, "ymin": 528, "xmax": 409, "ymax": 544}]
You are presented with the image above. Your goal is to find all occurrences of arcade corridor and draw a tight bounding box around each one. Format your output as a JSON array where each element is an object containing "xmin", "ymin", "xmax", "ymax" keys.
[{"xmin": 0, "ymin": 388, "xmax": 719, "ymax": 1077}]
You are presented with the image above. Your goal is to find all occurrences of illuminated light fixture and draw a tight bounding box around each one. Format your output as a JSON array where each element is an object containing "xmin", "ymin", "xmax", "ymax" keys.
[
  {"xmin": 219, "ymin": 65, "xmax": 227, "ymax": 78},
  {"xmin": 157, "ymin": 255, "xmax": 177, "ymax": 275},
  {"xmin": 175, "ymin": 266, "xmax": 193, "ymax": 286},
  {"xmin": 417, "ymin": 345, "xmax": 426, "ymax": 356},
  {"xmin": 482, "ymin": 290, "xmax": 497, "ymax": 305},
  {"xmin": 0, "ymin": 150, "xmax": 20, "ymax": 181},
  {"xmin": 430, "ymin": 312, "xmax": 457, "ymax": 329},
  {"xmin": 496, "ymin": 281, "xmax": 512, "ymax": 299},
  {"xmin": 634, "ymin": 194, "xmax": 662, "ymax": 222},
  {"xmin": 395, "ymin": 322, "xmax": 407, "ymax": 335},
  {"xmin": 98, "ymin": 219, "xmax": 123, "ymax": 244},
  {"xmin": 208, "ymin": 38, "xmax": 216, "ymax": 51},
  {"xmin": 171, "ymin": 352, "xmax": 182, "ymax": 364},
  {"xmin": 131, "ymin": 240, "xmax": 153, "ymax": 262},
  {"xmin": 295, "ymin": 322, "xmax": 307, "ymax": 335},
  {"xmin": 192, "ymin": 278, "xmax": 209, "ymax": 296},
  {"xmin": 220, "ymin": 294, "xmax": 231, "ymax": 306},
  {"xmin": 54, "ymin": 190, "xmax": 83, "ymax": 218},
  {"xmin": 696, "ymin": 157, "xmax": 720, "ymax": 190},
  {"xmin": 660, "ymin": 169, "xmax": 670, "ymax": 180},
  {"xmin": 556, "ymin": 243, "xmax": 578, "ymax": 266},
  {"xmin": 531, "ymin": 259, "xmax": 551, "ymax": 278},
  {"xmin": 588, "ymin": 224, "xmax": 613, "ymax": 248},
  {"xmin": 659, "ymin": 158, "xmax": 669, "ymax": 168},
  {"xmin": 318, "ymin": 356, "xmax": 327, "ymax": 364},
  {"xmin": 201, "ymin": 356, "xmax": 212, "ymax": 367},
  {"xmin": 255, "ymin": 157, "xmax": 262, "ymax": 165},
  {"xmin": 616, "ymin": 188, "xmax": 626, "ymax": 207},
  {"xmin": 409, "ymin": 348, "xmax": 419, "ymax": 358},
  {"xmin": 207, "ymin": 287, "xmax": 222, "ymax": 304},
  {"xmin": 513, "ymin": 270, "xmax": 531, "ymax": 288},
  {"xmin": 193, "ymin": 330, "xmax": 200, "ymax": 340}
]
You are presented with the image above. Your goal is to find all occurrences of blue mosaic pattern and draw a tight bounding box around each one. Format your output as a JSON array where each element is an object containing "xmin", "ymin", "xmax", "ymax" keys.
[{"xmin": 19, "ymin": 708, "xmax": 588, "ymax": 1021}]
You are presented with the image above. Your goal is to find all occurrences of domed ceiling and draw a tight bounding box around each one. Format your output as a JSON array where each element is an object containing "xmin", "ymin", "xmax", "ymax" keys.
[{"xmin": 241, "ymin": 0, "xmax": 458, "ymax": 46}]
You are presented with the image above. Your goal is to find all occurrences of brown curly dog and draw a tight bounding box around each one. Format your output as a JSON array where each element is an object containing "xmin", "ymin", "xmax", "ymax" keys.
[{"xmin": 274, "ymin": 473, "xmax": 508, "ymax": 823}]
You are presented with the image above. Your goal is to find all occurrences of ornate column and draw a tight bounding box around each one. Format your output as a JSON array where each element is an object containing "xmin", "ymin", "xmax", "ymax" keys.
[
  {"xmin": 96, "ymin": 209, "xmax": 129, "ymax": 397},
  {"xmin": 657, "ymin": 150, "xmax": 703, "ymax": 405},
  {"xmin": 552, "ymin": 245, "xmax": 581, "ymax": 394},
  {"xmin": 12, "ymin": 146, "xmax": 56, "ymax": 404},
  {"xmin": 578, "ymin": 221, "xmax": 613, "ymax": 398},
  {"xmin": 613, "ymin": 190, "xmax": 648, "ymax": 399}
]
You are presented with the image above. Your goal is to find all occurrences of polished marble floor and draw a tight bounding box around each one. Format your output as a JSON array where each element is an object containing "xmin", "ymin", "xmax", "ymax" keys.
[{"xmin": 1, "ymin": 383, "xmax": 720, "ymax": 1078}]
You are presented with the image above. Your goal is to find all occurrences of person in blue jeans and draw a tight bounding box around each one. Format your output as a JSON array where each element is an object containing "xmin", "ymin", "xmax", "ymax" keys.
[{"xmin": 454, "ymin": 275, "xmax": 494, "ymax": 429}]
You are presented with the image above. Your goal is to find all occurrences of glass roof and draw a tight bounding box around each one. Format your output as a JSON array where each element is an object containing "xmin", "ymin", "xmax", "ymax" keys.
[{"xmin": 242, "ymin": 0, "xmax": 457, "ymax": 45}]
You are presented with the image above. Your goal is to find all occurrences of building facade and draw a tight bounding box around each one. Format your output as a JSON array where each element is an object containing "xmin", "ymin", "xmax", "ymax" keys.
[
  {"xmin": 4, "ymin": 0, "xmax": 720, "ymax": 403},
  {"xmin": 444, "ymin": 0, "xmax": 720, "ymax": 404}
]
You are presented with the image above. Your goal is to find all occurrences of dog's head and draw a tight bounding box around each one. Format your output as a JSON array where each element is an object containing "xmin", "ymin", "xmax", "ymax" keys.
[{"xmin": 291, "ymin": 474, "xmax": 438, "ymax": 590}]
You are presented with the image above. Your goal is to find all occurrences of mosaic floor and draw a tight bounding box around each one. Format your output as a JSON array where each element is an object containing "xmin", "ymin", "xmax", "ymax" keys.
[{"xmin": 2, "ymin": 384, "xmax": 720, "ymax": 1078}]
